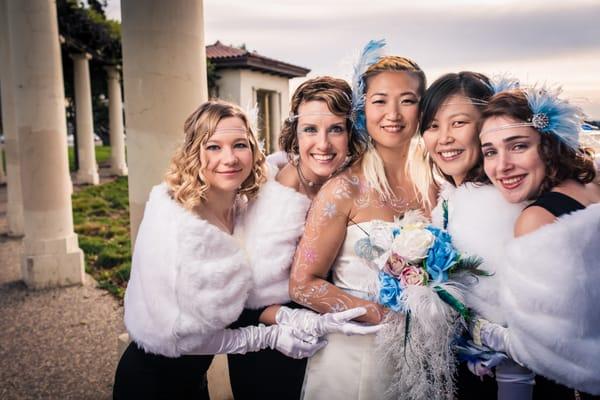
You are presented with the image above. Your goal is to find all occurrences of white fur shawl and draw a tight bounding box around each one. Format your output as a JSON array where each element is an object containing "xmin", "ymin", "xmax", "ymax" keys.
[
  {"xmin": 236, "ymin": 171, "xmax": 311, "ymax": 308},
  {"xmin": 501, "ymin": 203, "xmax": 600, "ymax": 394},
  {"xmin": 124, "ymin": 184, "xmax": 252, "ymax": 357},
  {"xmin": 433, "ymin": 183, "xmax": 524, "ymax": 324}
]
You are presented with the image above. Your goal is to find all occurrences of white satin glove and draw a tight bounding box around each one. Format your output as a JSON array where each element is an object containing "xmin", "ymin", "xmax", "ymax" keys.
[
  {"xmin": 181, "ymin": 324, "xmax": 326, "ymax": 359},
  {"xmin": 275, "ymin": 306, "xmax": 382, "ymax": 342},
  {"xmin": 472, "ymin": 318, "xmax": 523, "ymax": 365}
]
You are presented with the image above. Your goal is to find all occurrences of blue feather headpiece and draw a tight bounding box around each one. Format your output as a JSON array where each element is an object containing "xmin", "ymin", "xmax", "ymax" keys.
[
  {"xmin": 481, "ymin": 84, "xmax": 583, "ymax": 150},
  {"xmin": 524, "ymin": 85, "xmax": 582, "ymax": 149},
  {"xmin": 351, "ymin": 39, "xmax": 386, "ymax": 143},
  {"xmin": 488, "ymin": 75, "xmax": 520, "ymax": 95}
]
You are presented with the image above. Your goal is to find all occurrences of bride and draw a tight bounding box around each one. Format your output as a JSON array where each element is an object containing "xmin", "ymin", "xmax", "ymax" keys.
[{"xmin": 289, "ymin": 40, "xmax": 436, "ymax": 400}]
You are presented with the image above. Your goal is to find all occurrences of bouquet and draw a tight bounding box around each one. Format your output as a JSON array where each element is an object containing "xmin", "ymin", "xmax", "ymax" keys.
[{"xmin": 355, "ymin": 212, "xmax": 485, "ymax": 400}]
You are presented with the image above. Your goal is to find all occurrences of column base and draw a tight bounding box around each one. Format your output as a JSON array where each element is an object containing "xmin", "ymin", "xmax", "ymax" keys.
[
  {"xmin": 109, "ymin": 164, "xmax": 128, "ymax": 177},
  {"xmin": 21, "ymin": 234, "xmax": 85, "ymax": 289},
  {"xmin": 75, "ymin": 169, "xmax": 100, "ymax": 185}
]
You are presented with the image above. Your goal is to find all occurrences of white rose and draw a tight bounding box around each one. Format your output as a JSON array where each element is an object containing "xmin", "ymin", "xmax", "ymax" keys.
[{"xmin": 390, "ymin": 228, "xmax": 434, "ymax": 263}]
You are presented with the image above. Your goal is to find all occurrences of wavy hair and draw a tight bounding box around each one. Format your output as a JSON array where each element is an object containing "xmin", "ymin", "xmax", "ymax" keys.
[
  {"xmin": 359, "ymin": 56, "xmax": 434, "ymax": 209},
  {"xmin": 279, "ymin": 76, "xmax": 365, "ymax": 165},
  {"xmin": 165, "ymin": 100, "xmax": 267, "ymax": 210},
  {"xmin": 480, "ymin": 90, "xmax": 596, "ymax": 196}
]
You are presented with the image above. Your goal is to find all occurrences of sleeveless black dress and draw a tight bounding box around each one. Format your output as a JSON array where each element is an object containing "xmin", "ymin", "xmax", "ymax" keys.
[{"xmin": 526, "ymin": 191, "xmax": 599, "ymax": 400}]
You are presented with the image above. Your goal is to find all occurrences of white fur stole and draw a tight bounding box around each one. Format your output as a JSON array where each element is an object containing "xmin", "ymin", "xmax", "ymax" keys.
[
  {"xmin": 124, "ymin": 184, "xmax": 252, "ymax": 357},
  {"xmin": 501, "ymin": 203, "xmax": 600, "ymax": 394},
  {"xmin": 434, "ymin": 183, "xmax": 524, "ymax": 324},
  {"xmin": 237, "ymin": 173, "xmax": 311, "ymax": 308}
]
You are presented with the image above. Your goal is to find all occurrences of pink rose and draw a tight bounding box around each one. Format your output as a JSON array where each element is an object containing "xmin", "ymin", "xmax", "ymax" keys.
[
  {"xmin": 399, "ymin": 265, "xmax": 428, "ymax": 287},
  {"xmin": 384, "ymin": 253, "xmax": 407, "ymax": 278}
]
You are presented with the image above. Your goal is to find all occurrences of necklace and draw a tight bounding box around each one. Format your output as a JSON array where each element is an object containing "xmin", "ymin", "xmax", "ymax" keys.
[
  {"xmin": 201, "ymin": 202, "xmax": 236, "ymax": 234},
  {"xmin": 296, "ymin": 162, "xmax": 323, "ymax": 190}
]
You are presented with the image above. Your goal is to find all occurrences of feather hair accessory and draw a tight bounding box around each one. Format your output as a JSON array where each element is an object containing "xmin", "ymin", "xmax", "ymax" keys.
[
  {"xmin": 488, "ymin": 74, "xmax": 520, "ymax": 95},
  {"xmin": 524, "ymin": 85, "xmax": 583, "ymax": 149},
  {"xmin": 351, "ymin": 39, "xmax": 386, "ymax": 142},
  {"xmin": 480, "ymin": 84, "xmax": 583, "ymax": 150}
]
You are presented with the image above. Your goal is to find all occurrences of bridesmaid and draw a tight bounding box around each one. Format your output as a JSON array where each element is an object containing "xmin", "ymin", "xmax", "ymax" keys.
[
  {"xmin": 476, "ymin": 86, "xmax": 600, "ymax": 399},
  {"xmin": 228, "ymin": 76, "xmax": 370, "ymax": 399}
]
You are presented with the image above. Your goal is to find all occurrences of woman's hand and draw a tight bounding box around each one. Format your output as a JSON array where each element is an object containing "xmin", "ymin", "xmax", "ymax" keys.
[{"xmin": 276, "ymin": 306, "xmax": 382, "ymax": 341}]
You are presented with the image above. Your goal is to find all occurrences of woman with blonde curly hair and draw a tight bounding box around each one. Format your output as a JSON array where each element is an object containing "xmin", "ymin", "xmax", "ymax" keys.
[{"xmin": 113, "ymin": 100, "xmax": 372, "ymax": 399}]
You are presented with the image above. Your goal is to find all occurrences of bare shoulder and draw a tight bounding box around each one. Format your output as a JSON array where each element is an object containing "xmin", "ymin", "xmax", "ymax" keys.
[
  {"xmin": 318, "ymin": 164, "xmax": 364, "ymax": 200},
  {"xmin": 514, "ymin": 206, "xmax": 556, "ymax": 237},
  {"xmin": 275, "ymin": 163, "xmax": 300, "ymax": 191}
]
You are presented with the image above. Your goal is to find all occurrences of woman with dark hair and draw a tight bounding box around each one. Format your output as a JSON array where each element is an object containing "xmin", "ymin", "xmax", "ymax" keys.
[
  {"xmin": 421, "ymin": 72, "xmax": 535, "ymax": 400},
  {"xmin": 227, "ymin": 76, "xmax": 373, "ymax": 399},
  {"xmin": 476, "ymin": 87, "xmax": 600, "ymax": 399},
  {"xmin": 290, "ymin": 40, "xmax": 436, "ymax": 400}
]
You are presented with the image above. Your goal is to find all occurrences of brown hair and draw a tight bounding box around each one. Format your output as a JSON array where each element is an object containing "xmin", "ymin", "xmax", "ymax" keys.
[
  {"xmin": 165, "ymin": 100, "xmax": 267, "ymax": 210},
  {"xmin": 279, "ymin": 76, "xmax": 364, "ymax": 164},
  {"xmin": 481, "ymin": 90, "xmax": 596, "ymax": 196}
]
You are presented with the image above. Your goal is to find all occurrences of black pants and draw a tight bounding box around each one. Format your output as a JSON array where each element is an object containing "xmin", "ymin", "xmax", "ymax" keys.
[
  {"xmin": 113, "ymin": 341, "xmax": 213, "ymax": 400},
  {"xmin": 455, "ymin": 360, "xmax": 498, "ymax": 399},
  {"xmin": 228, "ymin": 305, "xmax": 307, "ymax": 399}
]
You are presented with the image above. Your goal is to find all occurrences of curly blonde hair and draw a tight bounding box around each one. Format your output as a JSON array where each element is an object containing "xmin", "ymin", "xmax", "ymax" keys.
[
  {"xmin": 360, "ymin": 56, "xmax": 434, "ymax": 209},
  {"xmin": 165, "ymin": 100, "xmax": 267, "ymax": 211}
]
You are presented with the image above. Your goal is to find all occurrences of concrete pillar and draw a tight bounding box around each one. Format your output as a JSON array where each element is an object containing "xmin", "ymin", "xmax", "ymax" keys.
[
  {"xmin": 121, "ymin": 0, "xmax": 207, "ymax": 243},
  {"xmin": 269, "ymin": 91, "xmax": 281, "ymax": 154},
  {"xmin": 0, "ymin": 145, "xmax": 5, "ymax": 184},
  {"xmin": 71, "ymin": 52, "xmax": 99, "ymax": 185},
  {"xmin": 7, "ymin": 0, "xmax": 84, "ymax": 288},
  {"xmin": 105, "ymin": 65, "xmax": 128, "ymax": 176},
  {"xmin": 0, "ymin": 0, "xmax": 24, "ymax": 235}
]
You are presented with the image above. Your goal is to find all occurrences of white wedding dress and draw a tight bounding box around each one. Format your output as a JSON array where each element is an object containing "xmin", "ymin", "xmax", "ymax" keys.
[{"xmin": 301, "ymin": 221, "xmax": 392, "ymax": 400}]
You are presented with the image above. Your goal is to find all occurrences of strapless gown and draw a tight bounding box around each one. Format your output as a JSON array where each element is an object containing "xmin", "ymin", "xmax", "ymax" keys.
[{"xmin": 301, "ymin": 221, "xmax": 392, "ymax": 400}]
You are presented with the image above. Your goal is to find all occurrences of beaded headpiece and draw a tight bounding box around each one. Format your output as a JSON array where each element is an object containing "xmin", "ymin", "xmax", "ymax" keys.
[{"xmin": 480, "ymin": 85, "xmax": 583, "ymax": 150}]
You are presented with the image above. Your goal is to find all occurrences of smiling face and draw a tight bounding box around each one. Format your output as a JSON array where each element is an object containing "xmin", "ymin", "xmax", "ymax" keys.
[
  {"xmin": 296, "ymin": 100, "xmax": 349, "ymax": 182},
  {"xmin": 480, "ymin": 115, "xmax": 546, "ymax": 203},
  {"xmin": 200, "ymin": 116, "xmax": 254, "ymax": 194},
  {"xmin": 364, "ymin": 71, "xmax": 420, "ymax": 150},
  {"xmin": 422, "ymin": 94, "xmax": 483, "ymax": 185}
]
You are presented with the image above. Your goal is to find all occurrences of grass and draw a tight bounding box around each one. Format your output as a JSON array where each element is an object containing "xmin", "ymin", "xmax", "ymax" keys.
[
  {"xmin": 72, "ymin": 176, "xmax": 131, "ymax": 299},
  {"xmin": 1, "ymin": 145, "xmax": 111, "ymax": 173},
  {"xmin": 68, "ymin": 145, "xmax": 112, "ymax": 171}
]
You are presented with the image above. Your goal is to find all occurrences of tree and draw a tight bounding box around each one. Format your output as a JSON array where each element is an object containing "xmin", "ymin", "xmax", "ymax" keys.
[{"xmin": 57, "ymin": 0, "xmax": 122, "ymax": 150}]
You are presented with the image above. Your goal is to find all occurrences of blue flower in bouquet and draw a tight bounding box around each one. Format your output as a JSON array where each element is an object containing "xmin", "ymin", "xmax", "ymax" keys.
[
  {"xmin": 378, "ymin": 272, "xmax": 403, "ymax": 312},
  {"xmin": 424, "ymin": 226, "xmax": 459, "ymax": 283}
]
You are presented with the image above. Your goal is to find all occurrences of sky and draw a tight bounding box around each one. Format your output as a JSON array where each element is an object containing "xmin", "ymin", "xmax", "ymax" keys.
[{"xmin": 105, "ymin": 0, "xmax": 600, "ymax": 119}]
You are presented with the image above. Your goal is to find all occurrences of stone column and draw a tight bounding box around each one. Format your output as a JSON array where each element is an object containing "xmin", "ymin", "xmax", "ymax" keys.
[
  {"xmin": 105, "ymin": 65, "xmax": 128, "ymax": 176},
  {"xmin": 7, "ymin": 0, "xmax": 84, "ymax": 288},
  {"xmin": 269, "ymin": 91, "xmax": 281, "ymax": 154},
  {"xmin": 71, "ymin": 52, "xmax": 99, "ymax": 185},
  {"xmin": 121, "ymin": 0, "xmax": 207, "ymax": 243},
  {"xmin": 0, "ymin": 0, "xmax": 24, "ymax": 235},
  {"xmin": 0, "ymin": 146, "xmax": 5, "ymax": 184}
]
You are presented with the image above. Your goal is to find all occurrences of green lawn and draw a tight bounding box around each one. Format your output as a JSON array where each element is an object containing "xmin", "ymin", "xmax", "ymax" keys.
[
  {"xmin": 2, "ymin": 146, "xmax": 112, "ymax": 172},
  {"xmin": 68, "ymin": 145, "xmax": 112, "ymax": 171},
  {"xmin": 72, "ymin": 176, "xmax": 131, "ymax": 298}
]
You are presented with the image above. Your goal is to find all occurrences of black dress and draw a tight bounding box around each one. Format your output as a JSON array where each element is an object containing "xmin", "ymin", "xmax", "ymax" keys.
[
  {"xmin": 227, "ymin": 303, "xmax": 307, "ymax": 400},
  {"xmin": 113, "ymin": 341, "xmax": 213, "ymax": 400},
  {"xmin": 526, "ymin": 191, "xmax": 599, "ymax": 400}
]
